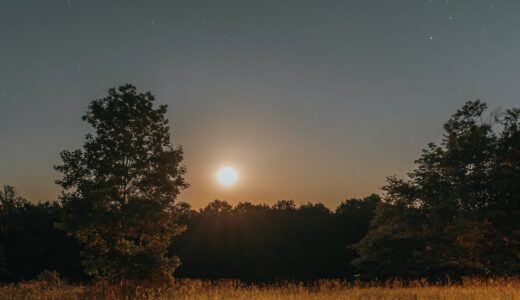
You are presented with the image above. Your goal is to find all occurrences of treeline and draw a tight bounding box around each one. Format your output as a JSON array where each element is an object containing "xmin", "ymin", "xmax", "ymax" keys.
[
  {"xmin": 172, "ymin": 196, "xmax": 379, "ymax": 281},
  {"xmin": 0, "ymin": 187, "xmax": 84, "ymax": 282},
  {"xmin": 0, "ymin": 190, "xmax": 378, "ymax": 282},
  {"xmin": 0, "ymin": 85, "xmax": 518, "ymax": 283}
]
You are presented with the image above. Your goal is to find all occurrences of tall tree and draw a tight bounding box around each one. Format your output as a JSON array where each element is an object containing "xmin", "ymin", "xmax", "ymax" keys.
[
  {"xmin": 55, "ymin": 84, "xmax": 188, "ymax": 282},
  {"xmin": 353, "ymin": 100, "xmax": 520, "ymax": 279}
]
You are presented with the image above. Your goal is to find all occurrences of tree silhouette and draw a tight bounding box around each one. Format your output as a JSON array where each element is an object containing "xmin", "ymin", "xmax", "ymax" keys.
[
  {"xmin": 0, "ymin": 185, "xmax": 26, "ymax": 278},
  {"xmin": 172, "ymin": 196, "xmax": 380, "ymax": 281},
  {"xmin": 0, "ymin": 186, "xmax": 83, "ymax": 282},
  {"xmin": 353, "ymin": 100, "xmax": 520, "ymax": 279},
  {"xmin": 55, "ymin": 84, "xmax": 188, "ymax": 282}
]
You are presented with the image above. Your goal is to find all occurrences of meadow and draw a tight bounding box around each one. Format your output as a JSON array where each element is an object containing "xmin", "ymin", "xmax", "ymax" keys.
[{"xmin": 0, "ymin": 278, "xmax": 519, "ymax": 300}]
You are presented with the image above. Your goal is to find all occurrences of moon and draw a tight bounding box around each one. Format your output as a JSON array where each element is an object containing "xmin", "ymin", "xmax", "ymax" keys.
[{"xmin": 216, "ymin": 166, "xmax": 239, "ymax": 187}]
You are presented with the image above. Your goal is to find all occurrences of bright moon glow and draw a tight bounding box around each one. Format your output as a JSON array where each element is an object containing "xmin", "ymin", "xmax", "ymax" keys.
[{"xmin": 216, "ymin": 166, "xmax": 239, "ymax": 187}]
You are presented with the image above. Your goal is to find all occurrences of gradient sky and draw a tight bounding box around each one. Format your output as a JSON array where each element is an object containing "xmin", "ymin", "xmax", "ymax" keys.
[{"xmin": 1, "ymin": 0, "xmax": 519, "ymax": 209}]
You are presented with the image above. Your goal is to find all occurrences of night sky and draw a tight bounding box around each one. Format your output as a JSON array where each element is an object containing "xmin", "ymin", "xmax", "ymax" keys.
[{"xmin": 1, "ymin": 0, "xmax": 519, "ymax": 209}]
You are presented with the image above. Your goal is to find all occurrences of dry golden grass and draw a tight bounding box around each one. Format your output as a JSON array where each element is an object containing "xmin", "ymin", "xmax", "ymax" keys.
[{"xmin": 0, "ymin": 278, "xmax": 519, "ymax": 300}]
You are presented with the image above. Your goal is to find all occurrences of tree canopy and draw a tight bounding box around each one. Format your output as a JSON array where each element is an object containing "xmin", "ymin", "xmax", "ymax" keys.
[
  {"xmin": 353, "ymin": 100, "xmax": 520, "ymax": 279},
  {"xmin": 54, "ymin": 84, "xmax": 188, "ymax": 282}
]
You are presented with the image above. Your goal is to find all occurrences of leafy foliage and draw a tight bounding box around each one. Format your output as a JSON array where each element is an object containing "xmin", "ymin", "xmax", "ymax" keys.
[
  {"xmin": 54, "ymin": 84, "xmax": 188, "ymax": 282},
  {"xmin": 354, "ymin": 100, "xmax": 520, "ymax": 279}
]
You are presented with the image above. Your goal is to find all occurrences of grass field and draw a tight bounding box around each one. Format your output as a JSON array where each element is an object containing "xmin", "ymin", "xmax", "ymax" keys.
[{"xmin": 0, "ymin": 278, "xmax": 519, "ymax": 300}]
